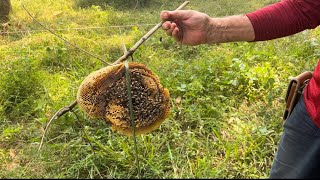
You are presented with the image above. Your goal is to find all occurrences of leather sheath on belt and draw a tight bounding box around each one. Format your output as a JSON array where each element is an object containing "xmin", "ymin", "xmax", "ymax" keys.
[{"xmin": 283, "ymin": 71, "xmax": 313, "ymax": 121}]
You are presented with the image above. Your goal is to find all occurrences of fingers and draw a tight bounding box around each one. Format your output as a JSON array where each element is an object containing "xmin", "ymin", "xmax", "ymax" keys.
[
  {"xmin": 160, "ymin": 10, "xmax": 187, "ymax": 42},
  {"xmin": 161, "ymin": 22, "xmax": 177, "ymax": 36},
  {"xmin": 160, "ymin": 10, "xmax": 191, "ymax": 21},
  {"xmin": 172, "ymin": 27, "xmax": 180, "ymax": 42},
  {"xmin": 167, "ymin": 22, "xmax": 176, "ymax": 36},
  {"xmin": 160, "ymin": 11, "xmax": 170, "ymax": 21},
  {"xmin": 161, "ymin": 21, "xmax": 181, "ymax": 42},
  {"xmin": 162, "ymin": 21, "xmax": 171, "ymax": 30}
]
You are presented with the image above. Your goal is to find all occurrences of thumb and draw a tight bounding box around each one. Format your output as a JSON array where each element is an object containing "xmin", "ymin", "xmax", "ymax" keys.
[{"xmin": 160, "ymin": 10, "xmax": 191, "ymax": 21}]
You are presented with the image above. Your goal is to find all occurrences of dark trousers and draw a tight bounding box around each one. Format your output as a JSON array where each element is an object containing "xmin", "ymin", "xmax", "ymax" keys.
[{"xmin": 270, "ymin": 96, "xmax": 320, "ymax": 178}]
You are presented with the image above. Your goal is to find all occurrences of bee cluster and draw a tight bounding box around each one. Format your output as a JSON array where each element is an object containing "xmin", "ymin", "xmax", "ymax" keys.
[{"xmin": 77, "ymin": 62, "xmax": 170, "ymax": 135}]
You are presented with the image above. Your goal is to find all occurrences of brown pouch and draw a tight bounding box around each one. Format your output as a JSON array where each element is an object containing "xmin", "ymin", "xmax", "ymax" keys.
[{"xmin": 283, "ymin": 71, "xmax": 313, "ymax": 120}]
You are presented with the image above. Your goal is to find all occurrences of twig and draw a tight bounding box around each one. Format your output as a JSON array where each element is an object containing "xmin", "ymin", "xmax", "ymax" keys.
[
  {"xmin": 124, "ymin": 60, "xmax": 140, "ymax": 177},
  {"xmin": 119, "ymin": 27, "xmax": 128, "ymax": 54},
  {"xmin": 112, "ymin": 1, "xmax": 190, "ymax": 65},
  {"xmin": 38, "ymin": 100, "xmax": 77, "ymax": 151}
]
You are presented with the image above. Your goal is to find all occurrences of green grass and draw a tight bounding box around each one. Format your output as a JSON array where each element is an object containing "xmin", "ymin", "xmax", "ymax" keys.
[{"xmin": 1, "ymin": 0, "xmax": 320, "ymax": 178}]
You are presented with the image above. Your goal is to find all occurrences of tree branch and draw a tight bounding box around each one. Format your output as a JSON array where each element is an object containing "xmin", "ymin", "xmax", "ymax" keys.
[
  {"xmin": 38, "ymin": 100, "xmax": 77, "ymax": 151},
  {"xmin": 112, "ymin": 1, "xmax": 189, "ymax": 65}
]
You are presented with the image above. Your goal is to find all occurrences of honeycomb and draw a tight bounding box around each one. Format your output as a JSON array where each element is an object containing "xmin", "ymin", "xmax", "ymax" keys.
[{"xmin": 77, "ymin": 62, "xmax": 170, "ymax": 136}]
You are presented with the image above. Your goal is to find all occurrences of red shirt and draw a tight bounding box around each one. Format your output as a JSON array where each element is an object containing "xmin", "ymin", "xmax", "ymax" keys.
[{"xmin": 246, "ymin": 0, "xmax": 320, "ymax": 127}]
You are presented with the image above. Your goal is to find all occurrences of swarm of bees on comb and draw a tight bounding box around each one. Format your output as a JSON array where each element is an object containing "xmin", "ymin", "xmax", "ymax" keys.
[{"xmin": 77, "ymin": 62, "xmax": 170, "ymax": 136}]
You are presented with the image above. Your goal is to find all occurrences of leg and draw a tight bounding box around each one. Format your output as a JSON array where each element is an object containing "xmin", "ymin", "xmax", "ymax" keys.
[{"xmin": 270, "ymin": 96, "xmax": 320, "ymax": 178}]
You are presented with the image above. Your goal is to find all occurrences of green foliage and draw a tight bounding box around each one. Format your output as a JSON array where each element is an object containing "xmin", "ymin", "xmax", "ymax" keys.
[
  {"xmin": 2, "ymin": 126, "xmax": 22, "ymax": 140},
  {"xmin": 0, "ymin": 57, "xmax": 44, "ymax": 120},
  {"xmin": 1, "ymin": 0, "xmax": 320, "ymax": 179}
]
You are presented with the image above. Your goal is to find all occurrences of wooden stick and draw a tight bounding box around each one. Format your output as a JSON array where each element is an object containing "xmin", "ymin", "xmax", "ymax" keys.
[{"xmin": 112, "ymin": 1, "xmax": 190, "ymax": 65}]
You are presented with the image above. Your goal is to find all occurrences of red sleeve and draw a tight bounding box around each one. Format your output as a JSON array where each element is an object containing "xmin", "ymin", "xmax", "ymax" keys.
[{"xmin": 246, "ymin": 0, "xmax": 320, "ymax": 41}]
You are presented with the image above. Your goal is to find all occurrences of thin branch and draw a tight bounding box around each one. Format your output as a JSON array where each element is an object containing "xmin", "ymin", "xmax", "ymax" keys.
[
  {"xmin": 124, "ymin": 60, "xmax": 140, "ymax": 176},
  {"xmin": 119, "ymin": 27, "xmax": 128, "ymax": 54},
  {"xmin": 112, "ymin": 1, "xmax": 190, "ymax": 65},
  {"xmin": 38, "ymin": 100, "xmax": 77, "ymax": 151}
]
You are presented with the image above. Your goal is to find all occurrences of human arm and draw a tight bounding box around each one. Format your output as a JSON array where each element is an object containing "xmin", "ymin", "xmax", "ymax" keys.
[
  {"xmin": 246, "ymin": 0, "xmax": 320, "ymax": 41},
  {"xmin": 160, "ymin": 10, "xmax": 255, "ymax": 45},
  {"xmin": 160, "ymin": 0, "xmax": 320, "ymax": 45}
]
